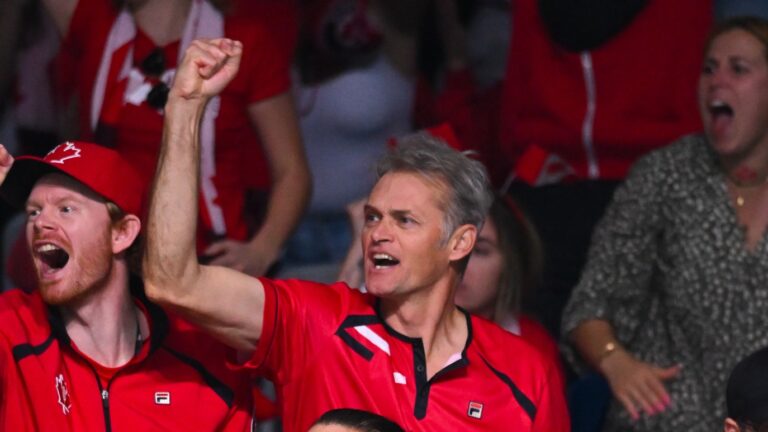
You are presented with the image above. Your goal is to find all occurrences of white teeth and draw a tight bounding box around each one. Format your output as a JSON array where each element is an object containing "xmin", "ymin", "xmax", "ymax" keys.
[
  {"xmin": 37, "ymin": 244, "xmax": 61, "ymax": 253},
  {"xmin": 373, "ymin": 253, "xmax": 394, "ymax": 260},
  {"xmin": 710, "ymin": 100, "xmax": 727, "ymax": 108}
]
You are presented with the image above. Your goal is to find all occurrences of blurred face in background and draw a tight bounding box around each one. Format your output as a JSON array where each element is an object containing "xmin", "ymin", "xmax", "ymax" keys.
[
  {"xmin": 699, "ymin": 28, "xmax": 768, "ymax": 162},
  {"xmin": 455, "ymin": 216, "xmax": 502, "ymax": 319}
]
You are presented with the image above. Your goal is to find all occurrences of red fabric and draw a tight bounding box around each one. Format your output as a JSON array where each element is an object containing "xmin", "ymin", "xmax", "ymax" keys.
[
  {"xmin": 414, "ymin": 71, "xmax": 504, "ymax": 184},
  {"xmin": 252, "ymin": 385, "xmax": 278, "ymax": 420},
  {"xmin": 518, "ymin": 315, "xmax": 566, "ymax": 391},
  {"xmin": 238, "ymin": 0, "xmax": 299, "ymax": 191},
  {"xmin": 239, "ymin": 278, "xmax": 570, "ymax": 432},
  {"xmin": 425, "ymin": 123, "xmax": 463, "ymax": 151},
  {"xmin": 9, "ymin": 142, "xmax": 147, "ymax": 218},
  {"xmin": 59, "ymin": 0, "xmax": 294, "ymax": 249},
  {"xmin": 0, "ymin": 289, "xmax": 254, "ymax": 431},
  {"xmin": 499, "ymin": 0, "xmax": 711, "ymax": 182}
]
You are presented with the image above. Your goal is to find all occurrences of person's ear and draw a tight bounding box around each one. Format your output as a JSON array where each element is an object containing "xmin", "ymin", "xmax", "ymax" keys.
[
  {"xmin": 448, "ymin": 224, "xmax": 477, "ymax": 262},
  {"xmin": 112, "ymin": 214, "xmax": 141, "ymax": 254},
  {"xmin": 724, "ymin": 417, "xmax": 742, "ymax": 432}
]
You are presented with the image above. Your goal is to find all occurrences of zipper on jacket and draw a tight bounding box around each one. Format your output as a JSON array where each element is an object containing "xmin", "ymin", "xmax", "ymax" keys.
[
  {"xmin": 580, "ymin": 51, "xmax": 600, "ymax": 179},
  {"xmin": 83, "ymin": 362, "xmax": 112, "ymax": 432},
  {"xmin": 101, "ymin": 388, "xmax": 112, "ymax": 431}
]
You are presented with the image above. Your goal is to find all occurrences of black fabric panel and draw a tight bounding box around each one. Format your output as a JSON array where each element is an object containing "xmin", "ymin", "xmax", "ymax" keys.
[
  {"xmin": 163, "ymin": 346, "xmax": 235, "ymax": 407},
  {"xmin": 335, "ymin": 328, "xmax": 375, "ymax": 361},
  {"xmin": 481, "ymin": 356, "xmax": 537, "ymax": 421},
  {"xmin": 538, "ymin": 0, "xmax": 649, "ymax": 51},
  {"xmin": 12, "ymin": 333, "xmax": 55, "ymax": 362}
]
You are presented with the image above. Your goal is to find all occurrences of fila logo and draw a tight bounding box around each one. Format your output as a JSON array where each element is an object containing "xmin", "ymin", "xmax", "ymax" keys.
[
  {"xmin": 467, "ymin": 401, "xmax": 483, "ymax": 419},
  {"xmin": 155, "ymin": 392, "xmax": 171, "ymax": 405},
  {"xmin": 47, "ymin": 142, "xmax": 82, "ymax": 165},
  {"xmin": 55, "ymin": 374, "xmax": 72, "ymax": 415}
]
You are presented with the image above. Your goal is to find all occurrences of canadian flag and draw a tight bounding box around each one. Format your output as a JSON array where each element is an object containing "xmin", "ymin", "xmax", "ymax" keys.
[
  {"xmin": 47, "ymin": 142, "xmax": 82, "ymax": 165},
  {"xmin": 511, "ymin": 145, "xmax": 576, "ymax": 187}
]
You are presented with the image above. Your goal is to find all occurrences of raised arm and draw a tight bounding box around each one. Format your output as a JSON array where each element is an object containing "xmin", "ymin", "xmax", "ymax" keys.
[{"xmin": 143, "ymin": 39, "xmax": 265, "ymax": 352}]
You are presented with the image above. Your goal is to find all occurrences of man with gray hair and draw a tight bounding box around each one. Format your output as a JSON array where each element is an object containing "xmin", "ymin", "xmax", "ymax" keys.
[{"xmin": 144, "ymin": 38, "xmax": 569, "ymax": 432}]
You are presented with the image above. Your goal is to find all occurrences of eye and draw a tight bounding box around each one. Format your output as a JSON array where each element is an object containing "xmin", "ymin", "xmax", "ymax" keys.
[
  {"xmin": 733, "ymin": 63, "xmax": 749, "ymax": 75},
  {"xmin": 26, "ymin": 208, "xmax": 40, "ymax": 218},
  {"xmin": 398, "ymin": 215, "xmax": 415, "ymax": 225},
  {"xmin": 474, "ymin": 246, "xmax": 491, "ymax": 257},
  {"xmin": 364, "ymin": 211, "xmax": 380, "ymax": 224},
  {"xmin": 60, "ymin": 206, "xmax": 73, "ymax": 214},
  {"xmin": 701, "ymin": 63, "xmax": 714, "ymax": 75}
]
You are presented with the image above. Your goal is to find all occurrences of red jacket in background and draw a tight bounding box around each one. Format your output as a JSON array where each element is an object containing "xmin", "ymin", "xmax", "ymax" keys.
[{"xmin": 500, "ymin": 0, "xmax": 711, "ymax": 184}]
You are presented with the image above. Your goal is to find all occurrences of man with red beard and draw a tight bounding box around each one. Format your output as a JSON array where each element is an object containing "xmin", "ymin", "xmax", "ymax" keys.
[
  {"xmin": 0, "ymin": 141, "xmax": 255, "ymax": 430},
  {"xmin": 146, "ymin": 38, "xmax": 569, "ymax": 432}
]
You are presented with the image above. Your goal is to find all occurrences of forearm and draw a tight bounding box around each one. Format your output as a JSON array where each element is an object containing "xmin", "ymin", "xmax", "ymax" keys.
[
  {"xmin": 143, "ymin": 39, "xmax": 267, "ymax": 351},
  {"xmin": 249, "ymin": 163, "xmax": 310, "ymax": 260},
  {"xmin": 247, "ymin": 93, "xmax": 310, "ymax": 260},
  {"xmin": 569, "ymin": 318, "xmax": 623, "ymax": 373},
  {"xmin": 144, "ymin": 99, "xmax": 206, "ymax": 302}
]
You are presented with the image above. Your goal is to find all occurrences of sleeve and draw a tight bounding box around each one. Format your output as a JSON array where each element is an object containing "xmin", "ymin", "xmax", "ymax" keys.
[
  {"xmin": 0, "ymin": 333, "xmax": 7, "ymax": 393},
  {"xmin": 61, "ymin": 0, "xmax": 113, "ymax": 57},
  {"xmin": 531, "ymin": 354, "xmax": 571, "ymax": 432},
  {"xmin": 0, "ymin": 306, "xmax": 27, "ymax": 427},
  {"xmin": 236, "ymin": 1, "xmax": 296, "ymax": 104},
  {"xmin": 519, "ymin": 316, "xmax": 566, "ymax": 391},
  {"xmin": 53, "ymin": 0, "xmax": 92, "ymax": 103},
  {"xmin": 560, "ymin": 148, "xmax": 669, "ymax": 370},
  {"xmin": 235, "ymin": 278, "xmax": 352, "ymax": 385}
]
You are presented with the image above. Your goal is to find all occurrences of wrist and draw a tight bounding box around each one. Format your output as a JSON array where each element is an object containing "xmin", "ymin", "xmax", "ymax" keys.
[
  {"xmin": 248, "ymin": 235, "xmax": 280, "ymax": 263},
  {"xmin": 165, "ymin": 96, "xmax": 207, "ymax": 114},
  {"xmin": 596, "ymin": 341, "xmax": 620, "ymax": 371}
]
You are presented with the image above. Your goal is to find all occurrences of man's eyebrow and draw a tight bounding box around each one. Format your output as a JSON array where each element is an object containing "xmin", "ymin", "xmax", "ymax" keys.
[
  {"xmin": 26, "ymin": 193, "xmax": 80, "ymax": 206},
  {"xmin": 390, "ymin": 209, "xmax": 413, "ymax": 216}
]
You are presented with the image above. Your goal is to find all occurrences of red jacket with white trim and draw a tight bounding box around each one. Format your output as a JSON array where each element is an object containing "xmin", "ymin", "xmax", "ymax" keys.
[
  {"xmin": 0, "ymin": 288, "xmax": 254, "ymax": 431},
  {"xmin": 499, "ymin": 0, "xmax": 711, "ymax": 184}
]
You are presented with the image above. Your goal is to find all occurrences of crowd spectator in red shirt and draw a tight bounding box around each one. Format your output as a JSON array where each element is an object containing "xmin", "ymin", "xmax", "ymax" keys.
[
  {"xmin": 454, "ymin": 195, "xmax": 565, "ymax": 387},
  {"xmin": 0, "ymin": 141, "xmax": 255, "ymax": 430},
  {"xmin": 144, "ymin": 38, "xmax": 570, "ymax": 432}
]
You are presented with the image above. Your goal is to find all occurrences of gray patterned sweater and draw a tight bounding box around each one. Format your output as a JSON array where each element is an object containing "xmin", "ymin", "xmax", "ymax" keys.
[{"xmin": 562, "ymin": 134, "xmax": 768, "ymax": 431}]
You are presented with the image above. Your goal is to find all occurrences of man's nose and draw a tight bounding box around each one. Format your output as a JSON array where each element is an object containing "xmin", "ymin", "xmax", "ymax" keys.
[
  {"xmin": 369, "ymin": 219, "xmax": 392, "ymax": 243},
  {"xmin": 32, "ymin": 208, "xmax": 56, "ymax": 232}
]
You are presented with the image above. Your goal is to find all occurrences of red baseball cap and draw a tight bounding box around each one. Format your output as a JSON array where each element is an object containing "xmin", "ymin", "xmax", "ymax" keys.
[{"xmin": 1, "ymin": 141, "xmax": 146, "ymax": 217}]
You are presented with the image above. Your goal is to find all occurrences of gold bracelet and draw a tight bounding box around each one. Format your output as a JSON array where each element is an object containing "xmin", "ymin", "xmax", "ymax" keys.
[{"xmin": 600, "ymin": 341, "xmax": 619, "ymax": 362}]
